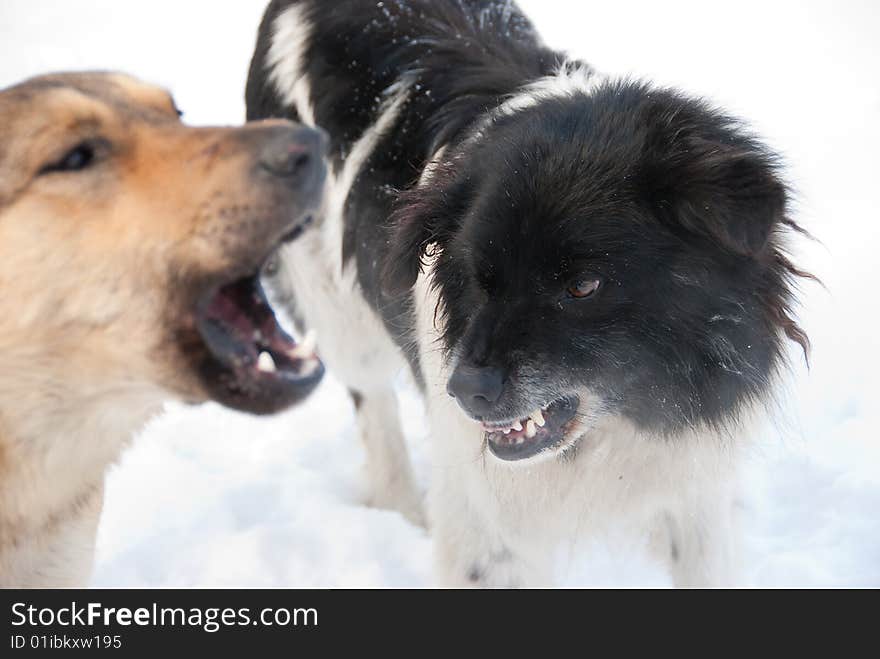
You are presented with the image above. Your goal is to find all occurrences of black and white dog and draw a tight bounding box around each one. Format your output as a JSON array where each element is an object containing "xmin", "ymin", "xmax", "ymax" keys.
[{"xmin": 246, "ymin": 0, "xmax": 808, "ymax": 586}]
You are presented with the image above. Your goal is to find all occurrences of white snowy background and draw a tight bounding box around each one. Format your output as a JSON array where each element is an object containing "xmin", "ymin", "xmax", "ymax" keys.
[{"xmin": 1, "ymin": 0, "xmax": 878, "ymax": 587}]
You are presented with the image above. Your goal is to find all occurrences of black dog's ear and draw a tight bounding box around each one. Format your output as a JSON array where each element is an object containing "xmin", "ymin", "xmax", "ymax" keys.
[
  {"xmin": 380, "ymin": 201, "xmax": 437, "ymax": 295},
  {"xmin": 646, "ymin": 108, "xmax": 787, "ymax": 258},
  {"xmin": 381, "ymin": 164, "xmax": 468, "ymax": 295}
]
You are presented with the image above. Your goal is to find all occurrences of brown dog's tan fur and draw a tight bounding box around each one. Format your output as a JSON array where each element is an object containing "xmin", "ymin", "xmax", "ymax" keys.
[{"xmin": 0, "ymin": 72, "xmax": 316, "ymax": 586}]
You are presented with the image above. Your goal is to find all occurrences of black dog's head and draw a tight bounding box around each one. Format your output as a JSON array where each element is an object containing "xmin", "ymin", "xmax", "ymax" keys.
[{"xmin": 384, "ymin": 78, "xmax": 808, "ymax": 462}]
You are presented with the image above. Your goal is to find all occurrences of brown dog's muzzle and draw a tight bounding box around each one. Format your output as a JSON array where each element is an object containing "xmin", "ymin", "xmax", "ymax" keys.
[
  {"xmin": 231, "ymin": 122, "xmax": 328, "ymax": 261},
  {"xmin": 176, "ymin": 121, "xmax": 330, "ymax": 415},
  {"xmin": 256, "ymin": 124, "xmax": 327, "ymax": 243},
  {"xmin": 258, "ymin": 124, "xmax": 326, "ymax": 181}
]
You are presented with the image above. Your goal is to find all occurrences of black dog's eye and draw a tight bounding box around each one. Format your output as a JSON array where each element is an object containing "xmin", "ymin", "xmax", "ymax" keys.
[
  {"xmin": 567, "ymin": 277, "xmax": 602, "ymax": 299},
  {"xmin": 41, "ymin": 143, "xmax": 96, "ymax": 175}
]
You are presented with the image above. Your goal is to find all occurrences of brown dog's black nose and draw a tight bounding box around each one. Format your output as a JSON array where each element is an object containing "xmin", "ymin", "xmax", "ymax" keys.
[
  {"xmin": 447, "ymin": 364, "xmax": 506, "ymax": 418},
  {"xmin": 259, "ymin": 125, "xmax": 327, "ymax": 186}
]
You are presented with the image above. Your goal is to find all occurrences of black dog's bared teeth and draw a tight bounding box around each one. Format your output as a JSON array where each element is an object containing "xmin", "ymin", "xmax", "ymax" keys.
[{"xmin": 483, "ymin": 395, "xmax": 580, "ymax": 461}]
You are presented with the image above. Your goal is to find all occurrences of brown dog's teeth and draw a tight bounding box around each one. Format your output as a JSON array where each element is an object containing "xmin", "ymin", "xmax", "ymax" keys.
[
  {"xmin": 288, "ymin": 329, "xmax": 318, "ymax": 359},
  {"xmin": 300, "ymin": 356, "xmax": 322, "ymax": 377},
  {"xmin": 257, "ymin": 351, "xmax": 277, "ymax": 373}
]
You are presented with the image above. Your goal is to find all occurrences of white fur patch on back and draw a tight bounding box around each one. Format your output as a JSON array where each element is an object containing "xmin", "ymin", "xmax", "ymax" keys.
[
  {"xmin": 266, "ymin": 3, "xmax": 316, "ymax": 126},
  {"xmin": 321, "ymin": 82, "xmax": 412, "ymax": 275},
  {"xmin": 467, "ymin": 60, "xmax": 608, "ymax": 143},
  {"xmin": 418, "ymin": 144, "xmax": 448, "ymax": 187},
  {"xmin": 274, "ymin": 85, "xmax": 413, "ymax": 392},
  {"xmin": 498, "ymin": 60, "xmax": 607, "ymax": 117}
]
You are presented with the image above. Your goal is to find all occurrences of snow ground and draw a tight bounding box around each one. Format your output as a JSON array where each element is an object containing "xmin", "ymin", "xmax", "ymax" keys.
[{"xmin": 1, "ymin": 0, "xmax": 878, "ymax": 587}]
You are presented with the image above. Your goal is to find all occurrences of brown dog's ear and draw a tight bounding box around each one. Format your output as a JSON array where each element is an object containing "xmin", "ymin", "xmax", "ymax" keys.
[{"xmin": 381, "ymin": 163, "xmax": 469, "ymax": 295}]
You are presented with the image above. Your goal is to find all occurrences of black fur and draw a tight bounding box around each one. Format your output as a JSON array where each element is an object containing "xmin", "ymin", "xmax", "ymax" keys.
[{"xmin": 246, "ymin": 0, "xmax": 808, "ymax": 436}]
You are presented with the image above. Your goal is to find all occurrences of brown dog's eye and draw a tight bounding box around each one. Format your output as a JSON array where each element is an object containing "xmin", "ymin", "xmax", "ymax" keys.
[
  {"xmin": 567, "ymin": 277, "xmax": 601, "ymax": 299},
  {"xmin": 40, "ymin": 143, "xmax": 96, "ymax": 175}
]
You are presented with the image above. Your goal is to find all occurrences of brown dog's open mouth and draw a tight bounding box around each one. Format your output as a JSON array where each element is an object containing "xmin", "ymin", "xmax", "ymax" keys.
[{"xmin": 194, "ymin": 274, "xmax": 323, "ymax": 414}]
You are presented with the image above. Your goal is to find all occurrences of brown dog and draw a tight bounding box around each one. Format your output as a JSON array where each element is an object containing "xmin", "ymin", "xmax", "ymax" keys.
[{"xmin": 0, "ymin": 72, "xmax": 326, "ymax": 586}]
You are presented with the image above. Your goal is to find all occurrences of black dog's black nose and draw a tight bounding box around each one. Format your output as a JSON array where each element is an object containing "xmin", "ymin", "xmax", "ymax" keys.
[
  {"xmin": 447, "ymin": 364, "xmax": 505, "ymax": 417},
  {"xmin": 259, "ymin": 126, "xmax": 327, "ymax": 184}
]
